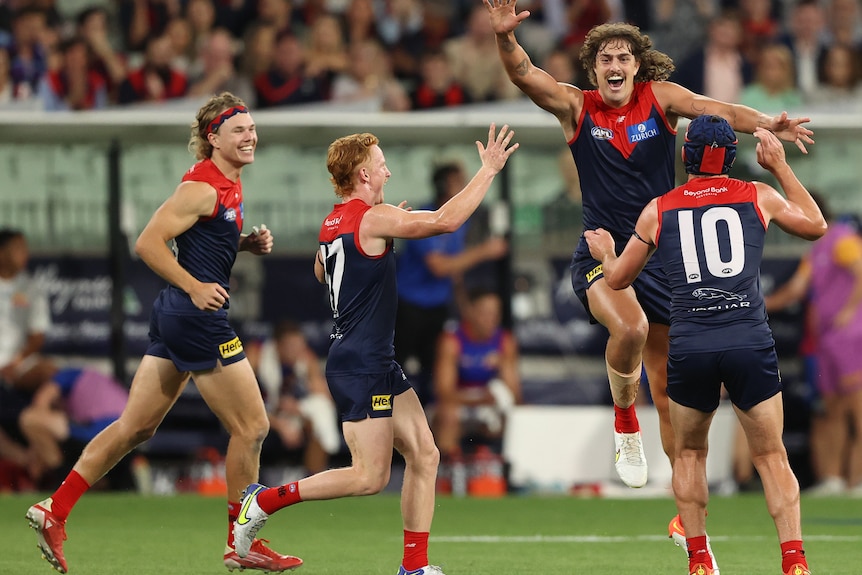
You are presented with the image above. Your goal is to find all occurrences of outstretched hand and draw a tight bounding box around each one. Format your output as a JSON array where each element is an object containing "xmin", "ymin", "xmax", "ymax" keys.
[
  {"xmin": 484, "ymin": 0, "xmax": 531, "ymax": 35},
  {"xmin": 753, "ymin": 127, "xmax": 789, "ymax": 172},
  {"xmin": 476, "ymin": 123, "xmax": 519, "ymax": 173},
  {"xmin": 769, "ymin": 111, "xmax": 814, "ymax": 154}
]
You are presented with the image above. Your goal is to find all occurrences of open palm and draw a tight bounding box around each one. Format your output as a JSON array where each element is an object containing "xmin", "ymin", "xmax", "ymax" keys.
[{"xmin": 484, "ymin": 0, "xmax": 531, "ymax": 35}]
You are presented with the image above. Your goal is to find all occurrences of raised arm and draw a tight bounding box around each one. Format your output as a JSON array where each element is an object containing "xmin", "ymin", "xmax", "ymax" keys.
[
  {"xmin": 653, "ymin": 81, "xmax": 815, "ymax": 153},
  {"xmin": 752, "ymin": 127, "xmax": 826, "ymax": 241},
  {"xmin": 360, "ymin": 124, "xmax": 518, "ymax": 244},
  {"xmin": 484, "ymin": 0, "xmax": 581, "ymax": 125}
]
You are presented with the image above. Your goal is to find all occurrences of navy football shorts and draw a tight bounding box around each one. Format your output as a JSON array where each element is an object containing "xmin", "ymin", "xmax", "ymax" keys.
[
  {"xmin": 145, "ymin": 289, "xmax": 246, "ymax": 372},
  {"xmin": 326, "ymin": 362, "xmax": 412, "ymax": 422},
  {"xmin": 667, "ymin": 346, "xmax": 782, "ymax": 412},
  {"xmin": 570, "ymin": 236, "xmax": 671, "ymax": 325}
]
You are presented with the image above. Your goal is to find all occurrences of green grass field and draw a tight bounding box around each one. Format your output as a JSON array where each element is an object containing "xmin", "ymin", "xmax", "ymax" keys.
[{"xmin": 1, "ymin": 492, "xmax": 860, "ymax": 574}]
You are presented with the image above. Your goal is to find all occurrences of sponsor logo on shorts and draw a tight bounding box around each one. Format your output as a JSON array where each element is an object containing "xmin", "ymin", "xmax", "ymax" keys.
[
  {"xmin": 586, "ymin": 264, "xmax": 603, "ymax": 283},
  {"xmin": 219, "ymin": 336, "xmax": 244, "ymax": 359},
  {"xmin": 224, "ymin": 208, "xmax": 237, "ymax": 222},
  {"xmin": 371, "ymin": 394, "xmax": 392, "ymax": 411}
]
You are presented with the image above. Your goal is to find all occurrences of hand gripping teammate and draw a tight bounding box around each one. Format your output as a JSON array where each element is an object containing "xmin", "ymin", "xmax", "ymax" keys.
[
  {"xmin": 586, "ymin": 115, "xmax": 824, "ymax": 575},
  {"xmin": 484, "ymin": 0, "xmax": 814, "ymax": 548}
]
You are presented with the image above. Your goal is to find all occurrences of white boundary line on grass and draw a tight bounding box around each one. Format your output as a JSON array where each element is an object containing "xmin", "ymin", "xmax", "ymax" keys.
[{"xmin": 431, "ymin": 535, "xmax": 862, "ymax": 543}]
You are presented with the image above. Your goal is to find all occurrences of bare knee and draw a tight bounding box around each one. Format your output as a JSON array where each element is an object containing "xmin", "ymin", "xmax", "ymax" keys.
[
  {"xmin": 228, "ymin": 415, "xmax": 270, "ymax": 448},
  {"xmin": 123, "ymin": 418, "xmax": 160, "ymax": 445},
  {"xmin": 404, "ymin": 434, "xmax": 441, "ymax": 474},
  {"xmin": 606, "ymin": 318, "xmax": 649, "ymax": 372},
  {"xmin": 610, "ymin": 318, "xmax": 648, "ymax": 348},
  {"xmin": 352, "ymin": 465, "xmax": 392, "ymax": 495}
]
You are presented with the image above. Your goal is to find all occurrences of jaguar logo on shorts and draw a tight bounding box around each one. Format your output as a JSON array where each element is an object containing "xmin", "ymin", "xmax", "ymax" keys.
[
  {"xmin": 219, "ymin": 336, "xmax": 244, "ymax": 359},
  {"xmin": 586, "ymin": 264, "xmax": 603, "ymax": 283},
  {"xmin": 371, "ymin": 395, "xmax": 392, "ymax": 411}
]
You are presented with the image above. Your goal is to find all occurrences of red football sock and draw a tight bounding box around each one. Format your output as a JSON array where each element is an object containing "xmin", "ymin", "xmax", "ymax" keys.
[
  {"xmin": 781, "ymin": 540, "xmax": 807, "ymax": 572},
  {"xmin": 51, "ymin": 470, "xmax": 90, "ymax": 522},
  {"xmin": 227, "ymin": 501, "xmax": 240, "ymax": 548},
  {"xmin": 402, "ymin": 530, "xmax": 429, "ymax": 571},
  {"xmin": 687, "ymin": 535, "xmax": 713, "ymax": 569},
  {"xmin": 257, "ymin": 482, "xmax": 302, "ymax": 514},
  {"xmin": 614, "ymin": 403, "xmax": 640, "ymax": 433}
]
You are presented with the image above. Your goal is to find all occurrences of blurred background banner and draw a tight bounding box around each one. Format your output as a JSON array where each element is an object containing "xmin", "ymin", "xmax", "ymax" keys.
[
  {"xmin": 32, "ymin": 255, "xmax": 160, "ymax": 357},
  {"xmin": 6, "ymin": 110, "xmax": 832, "ymax": 390}
]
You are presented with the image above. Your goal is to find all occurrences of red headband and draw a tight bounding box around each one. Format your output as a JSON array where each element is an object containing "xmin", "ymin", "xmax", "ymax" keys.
[{"xmin": 207, "ymin": 106, "xmax": 248, "ymax": 134}]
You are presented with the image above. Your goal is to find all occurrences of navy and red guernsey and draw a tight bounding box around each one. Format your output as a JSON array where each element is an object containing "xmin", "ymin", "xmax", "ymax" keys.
[
  {"xmin": 570, "ymin": 82, "xmax": 677, "ymax": 242},
  {"xmin": 175, "ymin": 158, "xmax": 244, "ymax": 291},
  {"xmin": 654, "ymin": 177, "xmax": 774, "ymax": 354},
  {"xmin": 319, "ymin": 199, "xmax": 398, "ymax": 375}
]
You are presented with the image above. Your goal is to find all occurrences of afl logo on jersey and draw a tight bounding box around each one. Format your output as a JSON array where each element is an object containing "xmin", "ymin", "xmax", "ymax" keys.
[
  {"xmin": 590, "ymin": 126, "xmax": 614, "ymax": 140},
  {"xmin": 627, "ymin": 118, "xmax": 659, "ymax": 143},
  {"xmin": 224, "ymin": 208, "xmax": 237, "ymax": 222}
]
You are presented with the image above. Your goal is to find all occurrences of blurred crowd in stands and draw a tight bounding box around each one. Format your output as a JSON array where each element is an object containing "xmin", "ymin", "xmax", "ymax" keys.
[{"xmin": 0, "ymin": 0, "xmax": 860, "ymax": 113}]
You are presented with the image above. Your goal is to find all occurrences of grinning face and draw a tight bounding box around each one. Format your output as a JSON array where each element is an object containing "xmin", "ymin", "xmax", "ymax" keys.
[
  {"xmin": 594, "ymin": 39, "xmax": 639, "ymax": 108},
  {"xmin": 210, "ymin": 111, "xmax": 257, "ymax": 167}
]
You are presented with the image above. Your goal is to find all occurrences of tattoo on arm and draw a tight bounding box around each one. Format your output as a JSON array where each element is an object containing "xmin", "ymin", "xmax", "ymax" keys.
[
  {"xmin": 501, "ymin": 39, "xmax": 516, "ymax": 53},
  {"xmin": 515, "ymin": 58, "xmax": 528, "ymax": 77}
]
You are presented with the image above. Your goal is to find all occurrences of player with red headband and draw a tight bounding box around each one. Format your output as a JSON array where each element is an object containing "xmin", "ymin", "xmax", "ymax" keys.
[
  {"xmin": 25, "ymin": 92, "xmax": 302, "ymax": 574},
  {"xmin": 586, "ymin": 115, "xmax": 825, "ymax": 575}
]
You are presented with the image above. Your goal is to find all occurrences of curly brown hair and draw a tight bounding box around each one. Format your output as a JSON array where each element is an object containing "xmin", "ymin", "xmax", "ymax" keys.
[
  {"xmin": 188, "ymin": 92, "xmax": 248, "ymax": 160},
  {"xmin": 578, "ymin": 23, "xmax": 675, "ymax": 87},
  {"xmin": 327, "ymin": 132, "xmax": 379, "ymax": 198}
]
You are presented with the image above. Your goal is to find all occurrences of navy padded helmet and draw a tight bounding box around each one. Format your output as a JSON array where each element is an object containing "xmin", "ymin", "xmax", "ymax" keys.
[{"xmin": 682, "ymin": 115, "xmax": 738, "ymax": 175}]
